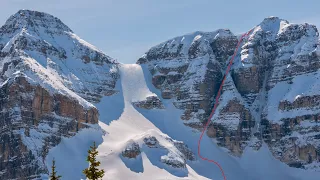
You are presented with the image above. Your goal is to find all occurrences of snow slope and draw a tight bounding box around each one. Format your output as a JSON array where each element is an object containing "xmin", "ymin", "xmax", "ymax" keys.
[
  {"xmin": 46, "ymin": 64, "xmax": 208, "ymax": 180},
  {"xmin": 95, "ymin": 64, "xmax": 208, "ymax": 180},
  {"xmin": 46, "ymin": 63, "xmax": 320, "ymax": 180}
]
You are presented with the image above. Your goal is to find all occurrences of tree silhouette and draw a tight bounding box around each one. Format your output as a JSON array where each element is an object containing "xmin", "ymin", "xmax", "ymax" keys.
[
  {"xmin": 83, "ymin": 141, "xmax": 105, "ymax": 180},
  {"xmin": 49, "ymin": 158, "xmax": 61, "ymax": 180}
]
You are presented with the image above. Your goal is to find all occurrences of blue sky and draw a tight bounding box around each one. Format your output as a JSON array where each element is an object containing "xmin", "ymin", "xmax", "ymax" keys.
[{"xmin": 1, "ymin": 0, "xmax": 319, "ymax": 63}]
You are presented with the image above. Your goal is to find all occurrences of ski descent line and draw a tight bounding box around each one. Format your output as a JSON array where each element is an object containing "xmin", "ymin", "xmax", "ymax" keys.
[{"xmin": 197, "ymin": 29, "xmax": 253, "ymax": 180}]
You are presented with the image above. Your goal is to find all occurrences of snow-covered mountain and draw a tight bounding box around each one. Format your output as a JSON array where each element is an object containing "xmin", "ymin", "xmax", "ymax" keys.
[
  {"xmin": 0, "ymin": 10, "xmax": 119, "ymax": 179},
  {"xmin": 0, "ymin": 10, "xmax": 320, "ymax": 180},
  {"xmin": 136, "ymin": 16, "xmax": 320, "ymax": 179}
]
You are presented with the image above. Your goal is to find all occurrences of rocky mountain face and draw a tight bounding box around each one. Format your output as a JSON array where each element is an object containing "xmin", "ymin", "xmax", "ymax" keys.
[
  {"xmin": 121, "ymin": 133, "xmax": 195, "ymax": 170},
  {"xmin": 138, "ymin": 17, "xmax": 320, "ymax": 170},
  {"xmin": 137, "ymin": 29, "xmax": 236, "ymax": 127},
  {"xmin": 0, "ymin": 10, "xmax": 119, "ymax": 179}
]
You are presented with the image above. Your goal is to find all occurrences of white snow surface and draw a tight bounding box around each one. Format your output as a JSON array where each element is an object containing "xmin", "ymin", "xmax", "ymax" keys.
[
  {"xmin": 46, "ymin": 64, "xmax": 320, "ymax": 180},
  {"xmin": 266, "ymin": 71, "xmax": 320, "ymax": 122}
]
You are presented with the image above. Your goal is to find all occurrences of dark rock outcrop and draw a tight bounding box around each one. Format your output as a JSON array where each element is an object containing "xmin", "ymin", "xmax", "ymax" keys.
[
  {"xmin": 122, "ymin": 142, "xmax": 141, "ymax": 159},
  {"xmin": 0, "ymin": 76, "xmax": 98, "ymax": 179},
  {"xmin": 132, "ymin": 96, "xmax": 165, "ymax": 109}
]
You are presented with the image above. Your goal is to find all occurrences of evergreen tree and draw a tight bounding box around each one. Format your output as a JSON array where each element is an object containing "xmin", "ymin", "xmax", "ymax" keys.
[
  {"xmin": 50, "ymin": 158, "xmax": 61, "ymax": 180},
  {"xmin": 83, "ymin": 142, "xmax": 105, "ymax": 180}
]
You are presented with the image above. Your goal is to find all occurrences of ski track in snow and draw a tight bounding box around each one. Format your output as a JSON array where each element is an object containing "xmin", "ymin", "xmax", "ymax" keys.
[{"xmin": 46, "ymin": 64, "xmax": 320, "ymax": 180}]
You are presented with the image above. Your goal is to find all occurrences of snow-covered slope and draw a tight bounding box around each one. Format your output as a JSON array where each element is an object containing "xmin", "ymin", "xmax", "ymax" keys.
[{"xmin": 46, "ymin": 63, "xmax": 320, "ymax": 180}]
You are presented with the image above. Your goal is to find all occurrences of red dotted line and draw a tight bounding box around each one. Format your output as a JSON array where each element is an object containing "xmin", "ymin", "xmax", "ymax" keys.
[{"xmin": 197, "ymin": 29, "xmax": 253, "ymax": 180}]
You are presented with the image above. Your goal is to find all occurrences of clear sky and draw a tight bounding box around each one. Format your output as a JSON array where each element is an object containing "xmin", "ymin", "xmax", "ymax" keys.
[{"xmin": 1, "ymin": 0, "xmax": 319, "ymax": 64}]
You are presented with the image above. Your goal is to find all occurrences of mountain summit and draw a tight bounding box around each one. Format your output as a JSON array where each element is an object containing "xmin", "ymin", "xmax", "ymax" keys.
[{"xmin": 0, "ymin": 10, "xmax": 72, "ymax": 48}]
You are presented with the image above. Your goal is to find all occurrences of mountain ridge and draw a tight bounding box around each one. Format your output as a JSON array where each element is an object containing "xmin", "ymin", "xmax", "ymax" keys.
[{"xmin": 0, "ymin": 9, "xmax": 320, "ymax": 180}]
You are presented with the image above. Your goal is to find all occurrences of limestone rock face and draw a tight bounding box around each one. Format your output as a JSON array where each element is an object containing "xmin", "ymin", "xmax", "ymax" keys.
[
  {"xmin": 143, "ymin": 136, "xmax": 161, "ymax": 148},
  {"xmin": 122, "ymin": 142, "xmax": 141, "ymax": 159},
  {"xmin": 0, "ymin": 76, "xmax": 99, "ymax": 179},
  {"xmin": 165, "ymin": 137, "xmax": 196, "ymax": 161},
  {"xmin": 132, "ymin": 96, "xmax": 165, "ymax": 109},
  {"xmin": 139, "ymin": 17, "xmax": 320, "ymax": 170},
  {"xmin": 0, "ymin": 10, "xmax": 118, "ymax": 179},
  {"xmin": 121, "ymin": 134, "xmax": 195, "ymax": 170},
  {"xmin": 137, "ymin": 30, "xmax": 236, "ymax": 126}
]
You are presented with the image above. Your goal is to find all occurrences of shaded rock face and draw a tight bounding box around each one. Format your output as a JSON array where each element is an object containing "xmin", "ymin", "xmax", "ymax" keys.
[
  {"xmin": 207, "ymin": 99, "xmax": 254, "ymax": 156},
  {"xmin": 279, "ymin": 95, "xmax": 320, "ymax": 111},
  {"xmin": 132, "ymin": 96, "xmax": 165, "ymax": 109},
  {"xmin": 210, "ymin": 34, "xmax": 238, "ymax": 65},
  {"xmin": 160, "ymin": 156, "xmax": 186, "ymax": 169},
  {"xmin": 139, "ymin": 17, "xmax": 320, "ymax": 170},
  {"xmin": 142, "ymin": 136, "xmax": 195, "ymax": 168},
  {"xmin": 122, "ymin": 136, "xmax": 195, "ymax": 169},
  {"xmin": 0, "ymin": 10, "xmax": 118, "ymax": 179},
  {"xmin": 0, "ymin": 76, "xmax": 98, "ymax": 179},
  {"xmin": 231, "ymin": 66, "xmax": 262, "ymax": 96},
  {"xmin": 165, "ymin": 137, "xmax": 196, "ymax": 161},
  {"xmin": 143, "ymin": 136, "xmax": 160, "ymax": 148},
  {"xmin": 122, "ymin": 142, "xmax": 141, "ymax": 159},
  {"xmin": 138, "ymin": 30, "xmax": 235, "ymax": 126},
  {"xmin": 2, "ymin": 76, "xmax": 98, "ymax": 124},
  {"xmin": 261, "ymin": 114, "xmax": 320, "ymax": 169}
]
